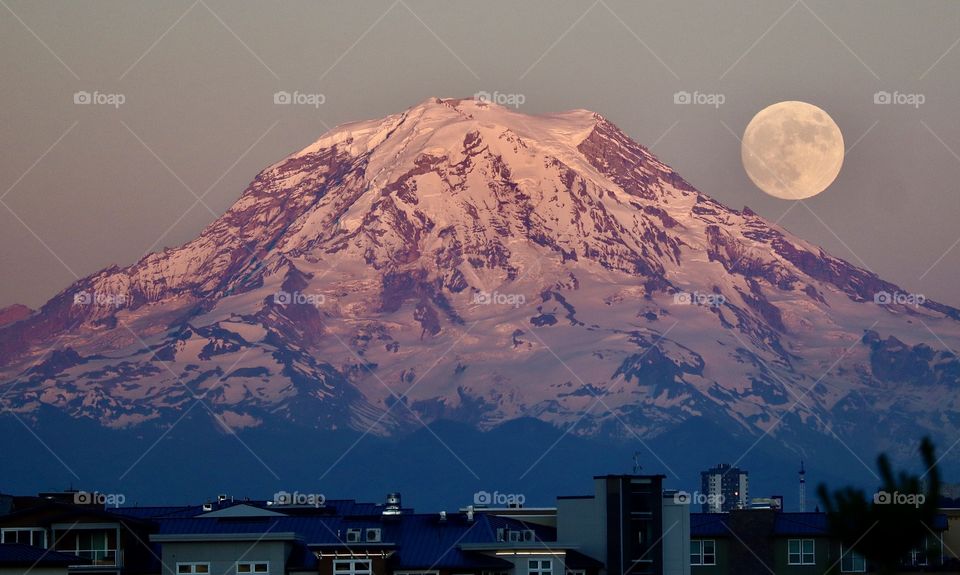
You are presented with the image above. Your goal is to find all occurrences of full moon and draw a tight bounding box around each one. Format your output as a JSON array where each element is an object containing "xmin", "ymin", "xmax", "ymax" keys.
[{"xmin": 741, "ymin": 101, "xmax": 844, "ymax": 200}]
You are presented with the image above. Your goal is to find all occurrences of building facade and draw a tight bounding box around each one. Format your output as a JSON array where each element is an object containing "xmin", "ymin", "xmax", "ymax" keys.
[
  {"xmin": 690, "ymin": 509, "xmax": 951, "ymax": 574},
  {"xmin": 699, "ymin": 465, "xmax": 748, "ymax": 513},
  {"xmin": 0, "ymin": 480, "xmax": 953, "ymax": 575}
]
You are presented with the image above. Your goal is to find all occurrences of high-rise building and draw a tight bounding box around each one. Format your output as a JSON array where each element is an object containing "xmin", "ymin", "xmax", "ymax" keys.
[{"xmin": 700, "ymin": 463, "xmax": 749, "ymax": 512}]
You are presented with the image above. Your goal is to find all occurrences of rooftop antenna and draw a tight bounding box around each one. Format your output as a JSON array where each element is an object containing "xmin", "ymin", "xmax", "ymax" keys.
[
  {"xmin": 633, "ymin": 452, "xmax": 643, "ymax": 474},
  {"xmin": 799, "ymin": 460, "xmax": 806, "ymax": 512}
]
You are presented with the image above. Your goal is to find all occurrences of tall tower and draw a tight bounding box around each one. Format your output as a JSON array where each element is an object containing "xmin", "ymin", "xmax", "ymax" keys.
[{"xmin": 799, "ymin": 460, "xmax": 806, "ymax": 512}]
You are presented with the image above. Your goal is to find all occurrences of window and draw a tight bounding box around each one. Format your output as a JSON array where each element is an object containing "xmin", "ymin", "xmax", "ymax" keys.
[
  {"xmin": 177, "ymin": 564, "xmax": 210, "ymax": 574},
  {"xmin": 529, "ymin": 559, "xmax": 552, "ymax": 575},
  {"xmin": 565, "ymin": 570, "xmax": 586, "ymax": 575},
  {"xmin": 0, "ymin": 528, "xmax": 46, "ymax": 547},
  {"xmin": 53, "ymin": 528, "xmax": 118, "ymax": 565},
  {"xmin": 787, "ymin": 539, "xmax": 815, "ymax": 565},
  {"xmin": 334, "ymin": 559, "xmax": 372, "ymax": 575},
  {"xmin": 237, "ymin": 561, "xmax": 270, "ymax": 574},
  {"xmin": 691, "ymin": 540, "xmax": 716, "ymax": 566},
  {"xmin": 906, "ymin": 537, "xmax": 929, "ymax": 566},
  {"xmin": 840, "ymin": 547, "xmax": 865, "ymax": 572}
]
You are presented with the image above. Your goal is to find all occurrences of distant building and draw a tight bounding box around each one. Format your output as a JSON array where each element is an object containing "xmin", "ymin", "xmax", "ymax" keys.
[
  {"xmin": 0, "ymin": 480, "xmax": 952, "ymax": 574},
  {"xmin": 690, "ymin": 509, "xmax": 950, "ymax": 573},
  {"xmin": 749, "ymin": 496, "xmax": 783, "ymax": 511},
  {"xmin": 700, "ymin": 464, "xmax": 748, "ymax": 513}
]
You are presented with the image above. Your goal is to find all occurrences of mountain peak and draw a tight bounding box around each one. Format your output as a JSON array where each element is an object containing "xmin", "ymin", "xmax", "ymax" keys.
[{"xmin": 1, "ymin": 100, "xmax": 958, "ymax": 467}]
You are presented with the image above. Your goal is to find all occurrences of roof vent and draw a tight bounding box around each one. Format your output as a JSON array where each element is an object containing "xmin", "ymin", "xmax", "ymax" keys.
[
  {"xmin": 439, "ymin": 511, "xmax": 447, "ymax": 522},
  {"xmin": 202, "ymin": 503, "xmax": 213, "ymax": 512},
  {"xmin": 382, "ymin": 492, "xmax": 402, "ymax": 516},
  {"xmin": 466, "ymin": 506, "xmax": 475, "ymax": 522}
]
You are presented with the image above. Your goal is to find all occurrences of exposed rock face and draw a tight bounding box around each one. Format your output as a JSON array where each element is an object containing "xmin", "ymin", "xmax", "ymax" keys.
[{"xmin": 0, "ymin": 97, "xmax": 957, "ymax": 460}]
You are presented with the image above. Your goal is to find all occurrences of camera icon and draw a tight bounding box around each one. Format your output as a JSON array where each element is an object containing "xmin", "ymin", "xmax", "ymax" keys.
[
  {"xmin": 274, "ymin": 91, "xmax": 292, "ymax": 105},
  {"xmin": 473, "ymin": 91, "xmax": 492, "ymax": 104},
  {"xmin": 273, "ymin": 291, "xmax": 292, "ymax": 305},
  {"xmin": 873, "ymin": 490, "xmax": 891, "ymax": 505},
  {"xmin": 473, "ymin": 291, "xmax": 492, "ymax": 305},
  {"xmin": 673, "ymin": 490, "xmax": 692, "ymax": 505},
  {"xmin": 74, "ymin": 91, "xmax": 92, "ymax": 105},
  {"xmin": 74, "ymin": 490, "xmax": 92, "ymax": 504},
  {"xmin": 474, "ymin": 490, "xmax": 492, "ymax": 505},
  {"xmin": 73, "ymin": 291, "xmax": 92, "ymax": 305},
  {"xmin": 673, "ymin": 292, "xmax": 692, "ymax": 305},
  {"xmin": 673, "ymin": 91, "xmax": 692, "ymax": 105},
  {"xmin": 274, "ymin": 490, "xmax": 292, "ymax": 505},
  {"xmin": 873, "ymin": 291, "xmax": 892, "ymax": 305},
  {"xmin": 874, "ymin": 91, "xmax": 891, "ymax": 105}
]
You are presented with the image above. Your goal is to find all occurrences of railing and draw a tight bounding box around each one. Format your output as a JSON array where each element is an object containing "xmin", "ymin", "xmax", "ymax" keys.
[{"xmin": 69, "ymin": 549, "xmax": 123, "ymax": 568}]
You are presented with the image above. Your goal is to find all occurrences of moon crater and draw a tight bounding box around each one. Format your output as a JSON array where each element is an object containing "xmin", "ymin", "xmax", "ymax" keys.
[{"xmin": 741, "ymin": 101, "xmax": 844, "ymax": 200}]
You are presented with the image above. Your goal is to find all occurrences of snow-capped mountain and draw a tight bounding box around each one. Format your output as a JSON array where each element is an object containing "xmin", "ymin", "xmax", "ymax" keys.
[{"xmin": 2, "ymin": 97, "xmax": 958, "ymax": 460}]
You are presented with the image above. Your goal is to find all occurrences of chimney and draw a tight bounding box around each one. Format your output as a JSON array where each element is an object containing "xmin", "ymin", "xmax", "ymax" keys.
[{"xmin": 798, "ymin": 461, "xmax": 806, "ymax": 512}]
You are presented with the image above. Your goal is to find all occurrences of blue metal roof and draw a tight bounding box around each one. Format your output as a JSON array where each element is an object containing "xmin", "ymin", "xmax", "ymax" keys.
[
  {"xmin": 115, "ymin": 499, "xmax": 390, "ymax": 519},
  {"xmin": 690, "ymin": 513, "xmax": 728, "ymax": 537},
  {"xmin": 773, "ymin": 512, "xmax": 830, "ymax": 536},
  {"xmin": 0, "ymin": 544, "xmax": 89, "ymax": 566},
  {"xmin": 691, "ymin": 512, "xmax": 947, "ymax": 538},
  {"xmin": 150, "ymin": 512, "xmax": 554, "ymax": 569},
  {"xmin": 692, "ymin": 512, "xmax": 833, "ymax": 537},
  {"xmin": 114, "ymin": 505, "xmax": 206, "ymax": 519}
]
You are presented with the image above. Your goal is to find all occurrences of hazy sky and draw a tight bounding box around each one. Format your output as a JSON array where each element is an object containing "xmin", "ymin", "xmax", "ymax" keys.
[{"xmin": 1, "ymin": 0, "xmax": 958, "ymax": 308}]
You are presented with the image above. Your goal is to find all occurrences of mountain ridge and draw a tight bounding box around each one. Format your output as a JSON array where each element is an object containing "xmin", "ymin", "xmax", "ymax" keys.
[{"xmin": 1, "ymin": 97, "xmax": 958, "ymax": 467}]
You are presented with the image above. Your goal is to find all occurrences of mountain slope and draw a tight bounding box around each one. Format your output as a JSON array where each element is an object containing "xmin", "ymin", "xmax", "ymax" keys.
[{"xmin": 1, "ymin": 97, "xmax": 958, "ymax": 463}]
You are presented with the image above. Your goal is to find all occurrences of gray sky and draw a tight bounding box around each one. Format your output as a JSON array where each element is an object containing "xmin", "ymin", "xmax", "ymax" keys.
[{"xmin": 1, "ymin": 0, "xmax": 958, "ymax": 308}]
